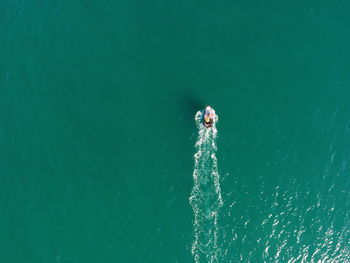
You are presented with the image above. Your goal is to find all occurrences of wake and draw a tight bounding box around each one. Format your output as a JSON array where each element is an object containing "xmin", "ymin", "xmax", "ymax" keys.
[{"xmin": 189, "ymin": 109, "xmax": 223, "ymax": 263}]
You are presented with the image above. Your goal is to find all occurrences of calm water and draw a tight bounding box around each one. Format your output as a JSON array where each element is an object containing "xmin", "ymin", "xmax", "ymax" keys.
[{"xmin": 1, "ymin": 0, "xmax": 350, "ymax": 262}]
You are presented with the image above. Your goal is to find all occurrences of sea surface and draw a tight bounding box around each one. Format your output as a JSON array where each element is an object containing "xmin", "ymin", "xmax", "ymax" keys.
[{"xmin": 1, "ymin": 0, "xmax": 350, "ymax": 262}]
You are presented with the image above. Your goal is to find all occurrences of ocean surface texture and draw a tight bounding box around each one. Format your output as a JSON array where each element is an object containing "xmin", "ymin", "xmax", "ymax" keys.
[{"xmin": 1, "ymin": 0, "xmax": 350, "ymax": 262}]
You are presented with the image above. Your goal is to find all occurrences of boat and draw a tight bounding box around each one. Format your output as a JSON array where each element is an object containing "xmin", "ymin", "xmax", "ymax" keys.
[{"xmin": 203, "ymin": 106, "xmax": 217, "ymax": 128}]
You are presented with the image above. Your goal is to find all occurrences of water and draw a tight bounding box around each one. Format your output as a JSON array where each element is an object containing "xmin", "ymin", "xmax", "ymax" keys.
[{"xmin": 1, "ymin": 0, "xmax": 350, "ymax": 262}]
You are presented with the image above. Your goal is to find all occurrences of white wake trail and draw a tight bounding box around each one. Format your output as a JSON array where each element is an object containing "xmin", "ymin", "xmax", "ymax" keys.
[{"xmin": 190, "ymin": 110, "xmax": 223, "ymax": 263}]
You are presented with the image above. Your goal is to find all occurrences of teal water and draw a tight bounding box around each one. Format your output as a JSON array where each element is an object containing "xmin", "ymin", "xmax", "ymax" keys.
[{"xmin": 1, "ymin": 0, "xmax": 350, "ymax": 262}]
